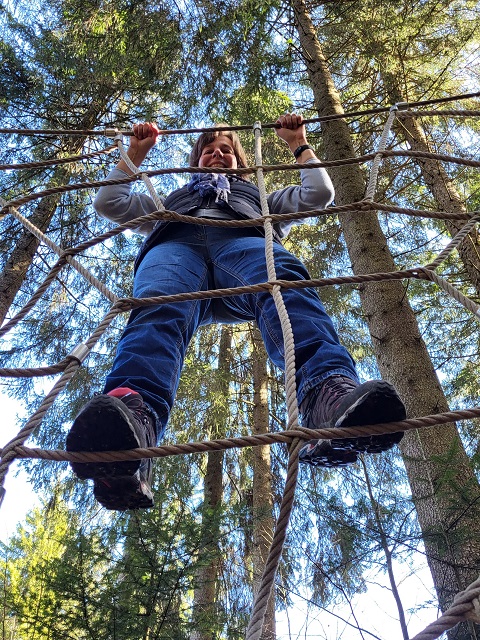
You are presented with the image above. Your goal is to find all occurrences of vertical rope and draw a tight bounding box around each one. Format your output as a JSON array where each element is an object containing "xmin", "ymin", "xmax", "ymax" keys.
[
  {"xmin": 245, "ymin": 122, "xmax": 301, "ymax": 640},
  {"xmin": 245, "ymin": 439, "xmax": 302, "ymax": 640},
  {"xmin": 253, "ymin": 122, "xmax": 300, "ymax": 430},
  {"xmin": 364, "ymin": 105, "xmax": 398, "ymax": 201},
  {"xmin": 115, "ymin": 135, "xmax": 166, "ymax": 212}
]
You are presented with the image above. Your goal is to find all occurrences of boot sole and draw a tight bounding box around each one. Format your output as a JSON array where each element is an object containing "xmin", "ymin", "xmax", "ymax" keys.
[
  {"xmin": 66, "ymin": 395, "xmax": 142, "ymax": 479},
  {"xmin": 299, "ymin": 442, "xmax": 358, "ymax": 467},
  {"xmin": 93, "ymin": 475, "xmax": 154, "ymax": 511},
  {"xmin": 330, "ymin": 380, "xmax": 405, "ymax": 454}
]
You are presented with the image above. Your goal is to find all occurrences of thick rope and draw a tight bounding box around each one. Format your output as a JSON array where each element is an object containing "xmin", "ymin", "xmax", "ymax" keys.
[
  {"xmin": 410, "ymin": 575, "xmax": 480, "ymax": 640},
  {"xmin": 253, "ymin": 123, "xmax": 300, "ymax": 429},
  {"xmin": 3, "ymin": 199, "xmax": 474, "ymax": 242},
  {"xmin": 2, "ymin": 199, "xmax": 473, "ymax": 344},
  {"xmin": 3, "ymin": 408, "xmax": 480, "ymax": 463},
  {"xmin": 2, "ymin": 264, "xmax": 478, "ymax": 378},
  {"xmin": 244, "ymin": 122, "xmax": 301, "ymax": 640},
  {"xmin": 246, "ymin": 439, "xmax": 303, "ymax": 640},
  {"xmin": 3, "ymin": 259, "xmax": 478, "ymax": 380},
  {"xmin": 2, "ymin": 149, "xmax": 479, "ymax": 213}
]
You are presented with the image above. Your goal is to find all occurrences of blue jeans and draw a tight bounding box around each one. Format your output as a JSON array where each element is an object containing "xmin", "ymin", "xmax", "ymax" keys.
[{"xmin": 104, "ymin": 223, "xmax": 358, "ymax": 438}]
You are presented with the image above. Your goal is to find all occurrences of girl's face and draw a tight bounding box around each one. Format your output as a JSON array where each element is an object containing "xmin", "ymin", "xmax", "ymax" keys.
[{"xmin": 198, "ymin": 135, "xmax": 238, "ymax": 170}]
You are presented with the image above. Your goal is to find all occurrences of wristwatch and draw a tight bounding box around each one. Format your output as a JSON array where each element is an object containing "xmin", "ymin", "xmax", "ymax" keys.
[{"xmin": 293, "ymin": 144, "xmax": 315, "ymax": 159}]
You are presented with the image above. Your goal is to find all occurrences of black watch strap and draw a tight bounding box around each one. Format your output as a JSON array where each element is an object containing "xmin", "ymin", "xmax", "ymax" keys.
[{"xmin": 293, "ymin": 144, "xmax": 315, "ymax": 159}]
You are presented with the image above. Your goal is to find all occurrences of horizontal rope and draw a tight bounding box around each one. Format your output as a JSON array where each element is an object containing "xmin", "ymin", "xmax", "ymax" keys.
[
  {"xmin": 0, "ymin": 91, "xmax": 478, "ymax": 137},
  {"xmin": 2, "ymin": 203, "xmax": 473, "ymax": 264},
  {"xmin": 2, "ymin": 149, "xmax": 477, "ymax": 212},
  {"xmin": 0, "ymin": 268, "xmax": 452, "ymax": 377},
  {"xmin": 0, "ymin": 269, "xmax": 419, "ymax": 377},
  {"xmin": 3, "ymin": 209, "xmax": 477, "ymax": 378},
  {"xmin": 3, "ymin": 263, "xmax": 472, "ymax": 379},
  {"xmin": 0, "ymin": 357, "xmax": 74, "ymax": 378},
  {"xmin": 3, "ymin": 201, "xmax": 474, "ymax": 351},
  {"xmin": 111, "ymin": 267, "xmax": 433, "ymax": 311},
  {"xmin": 3, "ymin": 407, "xmax": 480, "ymax": 462}
]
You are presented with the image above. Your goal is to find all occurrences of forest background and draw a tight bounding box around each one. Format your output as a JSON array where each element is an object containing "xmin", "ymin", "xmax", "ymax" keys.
[{"xmin": 0, "ymin": 0, "xmax": 480, "ymax": 639}]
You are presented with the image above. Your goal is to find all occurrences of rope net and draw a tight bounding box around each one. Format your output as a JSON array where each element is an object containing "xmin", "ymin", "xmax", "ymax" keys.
[{"xmin": 1, "ymin": 95, "xmax": 480, "ymax": 639}]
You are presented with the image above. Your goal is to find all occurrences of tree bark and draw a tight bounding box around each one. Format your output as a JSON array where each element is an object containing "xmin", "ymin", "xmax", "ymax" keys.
[
  {"xmin": 291, "ymin": 1, "xmax": 480, "ymax": 636},
  {"xmin": 0, "ymin": 190, "xmax": 62, "ymax": 325},
  {"xmin": 191, "ymin": 327, "xmax": 232, "ymax": 640},
  {"xmin": 251, "ymin": 327, "xmax": 276, "ymax": 640}
]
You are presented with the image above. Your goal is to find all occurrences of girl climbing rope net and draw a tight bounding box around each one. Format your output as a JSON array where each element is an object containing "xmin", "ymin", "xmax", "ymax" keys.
[{"xmin": 65, "ymin": 113, "xmax": 405, "ymax": 511}]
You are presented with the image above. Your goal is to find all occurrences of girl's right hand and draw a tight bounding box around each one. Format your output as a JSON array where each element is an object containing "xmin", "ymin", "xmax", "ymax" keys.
[
  {"xmin": 129, "ymin": 122, "xmax": 160, "ymax": 155},
  {"xmin": 118, "ymin": 122, "xmax": 161, "ymax": 174}
]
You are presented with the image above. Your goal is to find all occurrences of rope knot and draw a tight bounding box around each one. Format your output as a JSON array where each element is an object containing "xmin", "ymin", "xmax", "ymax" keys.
[
  {"xmin": 466, "ymin": 596, "xmax": 480, "ymax": 623},
  {"xmin": 359, "ymin": 200, "xmax": 374, "ymax": 211},
  {"xmin": 114, "ymin": 298, "xmax": 134, "ymax": 312}
]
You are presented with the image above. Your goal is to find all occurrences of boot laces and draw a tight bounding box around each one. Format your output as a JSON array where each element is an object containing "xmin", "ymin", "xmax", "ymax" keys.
[{"xmin": 302, "ymin": 376, "xmax": 358, "ymax": 425}]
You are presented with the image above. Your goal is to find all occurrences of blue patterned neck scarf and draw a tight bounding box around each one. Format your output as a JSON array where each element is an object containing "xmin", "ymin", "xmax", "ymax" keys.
[{"xmin": 187, "ymin": 173, "xmax": 232, "ymax": 203}]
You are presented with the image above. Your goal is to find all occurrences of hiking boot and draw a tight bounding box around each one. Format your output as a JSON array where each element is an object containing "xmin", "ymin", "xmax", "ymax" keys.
[
  {"xmin": 66, "ymin": 387, "xmax": 157, "ymax": 510},
  {"xmin": 299, "ymin": 376, "xmax": 405, "ymax": 468}
]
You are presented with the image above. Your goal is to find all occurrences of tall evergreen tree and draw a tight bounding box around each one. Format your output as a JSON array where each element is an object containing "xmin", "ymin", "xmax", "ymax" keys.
[{"xmin": 290, "ymin": 1, "xmax": 480, "ymax": 636}]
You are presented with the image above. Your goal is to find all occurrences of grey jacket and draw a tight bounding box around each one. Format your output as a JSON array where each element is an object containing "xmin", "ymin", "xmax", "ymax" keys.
[{"xmin": 94, "ymin": 159, "xmax": 335, "ymax": 267}]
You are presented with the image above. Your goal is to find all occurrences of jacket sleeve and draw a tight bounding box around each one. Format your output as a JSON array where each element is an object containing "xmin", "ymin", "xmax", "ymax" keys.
[
  {"xmin": 266, "ymin": 158, "xmax": 335, "ymax": 238},
  {"xmin": 93, "ymin": 168, "xmax": 162, "ymax": 236}
]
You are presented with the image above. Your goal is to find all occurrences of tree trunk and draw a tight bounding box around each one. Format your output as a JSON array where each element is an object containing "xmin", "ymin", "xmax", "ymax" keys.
[
  {"xmin": 291, "ymin": 1, "xmax": 480, "ymax": 636},
  {"xmin": 251, "ymin": 327, "xmax": 276, "ymax": 640},
  {"xmin": 191, "ymin": 327, "xmax": 232, "ymax": 640},
  {"xmin": 384, "ymin": 75, "xmax": 480, "ymax": 298},
  {"xmin": 0, "ymin": 190, "xmax": 62, "ymax": 324}
]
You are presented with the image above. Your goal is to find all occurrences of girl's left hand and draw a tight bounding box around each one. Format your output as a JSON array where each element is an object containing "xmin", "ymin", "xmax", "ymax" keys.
[{"xmin": 275, "ymin": 113, "xmax": 308, "ymax": 149}]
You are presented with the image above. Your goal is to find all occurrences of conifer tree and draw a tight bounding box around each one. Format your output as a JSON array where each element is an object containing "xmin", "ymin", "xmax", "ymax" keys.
[{"xmin": 290, "ymin": 1, "xmax": 480, "ymax": 636}]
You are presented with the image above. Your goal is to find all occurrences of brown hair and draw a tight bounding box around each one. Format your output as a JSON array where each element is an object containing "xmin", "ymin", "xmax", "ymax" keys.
[{"xmin": 189, "ymin": 125, "xmax": 250, "ymax": 180}]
